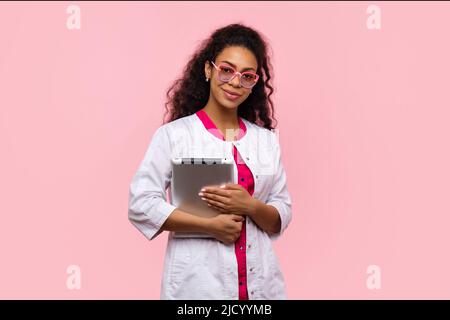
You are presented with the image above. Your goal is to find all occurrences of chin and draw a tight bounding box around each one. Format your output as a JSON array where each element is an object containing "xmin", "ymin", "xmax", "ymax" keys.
[
  {"xmin": 220, "ymin": 103, "xmax": 240, "ymax": 112},
  {"xmin": 221, "ymin": 101, "xmax": 240, "ymax": 109}
]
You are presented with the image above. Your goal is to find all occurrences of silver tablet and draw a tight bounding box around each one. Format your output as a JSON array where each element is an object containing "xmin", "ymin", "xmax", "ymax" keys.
[{"xmin": 170, "ymin": 157, "xmax": 235, "ymax": 238}]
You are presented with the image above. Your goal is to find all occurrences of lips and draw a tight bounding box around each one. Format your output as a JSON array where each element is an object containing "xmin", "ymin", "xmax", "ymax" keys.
[{"xmin": 222, "ymin": 88, "xmax": 242, "ymax": 97}]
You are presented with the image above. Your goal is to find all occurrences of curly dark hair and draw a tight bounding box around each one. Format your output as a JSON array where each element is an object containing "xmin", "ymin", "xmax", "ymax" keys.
[{"xmin": 162, "ymin": 23, "xmax": 277, "ymax": 130}]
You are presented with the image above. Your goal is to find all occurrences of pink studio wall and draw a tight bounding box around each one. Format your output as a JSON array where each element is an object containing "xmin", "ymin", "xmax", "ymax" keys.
[{"xmin": 1, "ymin": 1, "xmax": 450, "ymax": 299}]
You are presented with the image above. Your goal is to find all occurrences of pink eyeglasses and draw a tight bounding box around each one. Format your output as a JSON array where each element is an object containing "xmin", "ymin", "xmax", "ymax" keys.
[{"xmin": 210, "ymin": 60, "xmax": 259, "ymax": 89}]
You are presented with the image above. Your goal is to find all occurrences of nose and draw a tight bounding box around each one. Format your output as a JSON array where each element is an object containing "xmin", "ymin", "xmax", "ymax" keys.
[{"xmin": 228, "ymin": 73, "xmax": 242, "ymax": 87}]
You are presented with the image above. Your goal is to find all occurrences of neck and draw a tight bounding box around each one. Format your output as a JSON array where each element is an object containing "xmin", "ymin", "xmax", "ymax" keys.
[
  {"xmin": 202, "ymin": 104, "xmax": 238, "ymax": 126},
  {"xmin": 202, "ymin": 99, "xmax": 240, "ymax": 141}
]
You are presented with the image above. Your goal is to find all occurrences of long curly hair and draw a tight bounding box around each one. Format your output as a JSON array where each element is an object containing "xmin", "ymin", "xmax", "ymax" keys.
[{"xmin": 162, "ymin": 23, "xmax": 277, "ymax": 130}]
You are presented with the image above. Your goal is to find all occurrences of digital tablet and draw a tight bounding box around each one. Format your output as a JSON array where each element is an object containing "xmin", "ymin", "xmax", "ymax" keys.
[{"xmin": 170, "ymin": 157, "xmax": 235, "ymax": 238}]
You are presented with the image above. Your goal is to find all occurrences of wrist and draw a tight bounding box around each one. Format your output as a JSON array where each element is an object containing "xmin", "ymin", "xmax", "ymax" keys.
[
  {"xmin": 200, "ymin": 216, "xmax": 216, "ymax": 235},
  {"xmin": 247, "ymin": 197, "xmax": 260, "ymax": 218}
]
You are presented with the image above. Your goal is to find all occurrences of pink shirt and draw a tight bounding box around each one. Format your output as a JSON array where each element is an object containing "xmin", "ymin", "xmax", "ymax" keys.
[{"xmin": 195, "ymin": 109, "xmax": 254, "ymax": 300}]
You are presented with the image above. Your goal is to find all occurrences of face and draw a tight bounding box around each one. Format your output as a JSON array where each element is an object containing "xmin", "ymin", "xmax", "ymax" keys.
[{"xmin": 204, "ymin": 46, "xmax": 258, "ymax": 110}]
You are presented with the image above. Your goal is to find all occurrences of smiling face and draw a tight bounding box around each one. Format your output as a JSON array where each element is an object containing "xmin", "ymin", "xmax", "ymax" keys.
[{"xmin": 204, "ymin": 46, "xmax": 258, "ymax": 111}]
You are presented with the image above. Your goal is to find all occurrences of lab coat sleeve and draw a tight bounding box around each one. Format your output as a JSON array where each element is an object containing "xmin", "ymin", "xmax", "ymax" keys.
[
  {"xmin": 128, "ymin": 126, "xmax": 177, "ymax": 241},
  {"xmin": 265, "ymin": 131, "xmax": 293, "ymax": 241}
]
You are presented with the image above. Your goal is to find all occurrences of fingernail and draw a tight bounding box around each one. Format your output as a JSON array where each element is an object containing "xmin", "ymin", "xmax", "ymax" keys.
[
  {"xmin": 220, "ymin": 184, "xmax": 226, "ymax": 188},
  {"xmin": 198, "ymin": 192, "xmax": 204, "ymax": 196},
  {"xmin": 200, "ymin": 188, "xmax": 206, "ymax": 192}
]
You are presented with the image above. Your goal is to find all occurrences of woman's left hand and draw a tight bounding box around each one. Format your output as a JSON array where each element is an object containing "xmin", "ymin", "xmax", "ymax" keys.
[{"xmin": 198, "ymin": 183, "xmax": 256, "ymax": 217}]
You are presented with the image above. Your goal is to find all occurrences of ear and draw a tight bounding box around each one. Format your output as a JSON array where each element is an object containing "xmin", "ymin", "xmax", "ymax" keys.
[{"xmin": 204, "ymin": 61, "xmax": 211, "ymax": 79}]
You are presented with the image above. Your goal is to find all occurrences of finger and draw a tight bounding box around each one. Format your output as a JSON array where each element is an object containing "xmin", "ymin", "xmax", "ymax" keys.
[
  {"xmin": 231, "ymin": 214, "xmax": 244, "ymax": 222},
  {"xmin": 200, "ymin": 183, "xmax": 226, "ymax": 190},
  {"xmin": 207, "ymin": 203, "xmax": 226, "ymax": 213},
  {"xmin": 223, "ymin": 183, "xmax": 242, "ymax": 190},
  {"xmin": 204, "ymin": 198, "xmax": 228, "ymax": 210},
  {"xmin": 200, "ymin": 192, "xmax": 230, "ymax": 204},
  {"xmin": 199, "ymin": 187, "xmax": 232, "ymax": 198}
]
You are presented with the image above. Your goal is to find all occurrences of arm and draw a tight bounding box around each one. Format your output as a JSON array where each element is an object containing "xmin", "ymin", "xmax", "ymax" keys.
[
  {"xmin": 161, "ymin": 209, "xmax": 244, "ymax": 245},
  {"xmin": 199, "ymin": 131, "xmax": 292, "ymax": 240},
  {"xmin": 198, "ymin": 183, "xmax": 280, "ymax": 235},
  {"xmin": 128, "ymin": 126, "xmax": 177, "ymax": 240},
  {"xmin": 247, "ymin": 198, "xmax": 282, "ymax": 236},
  {"xmin": 242, "ymin": 130, "xmax": 292, "ymax": 239},
  {"xmin": 128, "ymin": 126, "xmax": 244, "ymax": 243},
  {"xmin": 160, "ymin": 208, "xmax": 211, "ymax": 233}
]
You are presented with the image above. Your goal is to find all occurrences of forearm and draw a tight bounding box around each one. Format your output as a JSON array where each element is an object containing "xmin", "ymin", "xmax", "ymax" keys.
[
  {"xmin": 247, "ymin": 198, "xmax": 281, "ymax": 235},
  {"xmin": 160, "ymin": 208, "xmax": 211, "ymax": 234}
]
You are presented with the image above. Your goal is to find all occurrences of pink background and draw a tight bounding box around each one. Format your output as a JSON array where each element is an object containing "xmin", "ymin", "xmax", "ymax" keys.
[{"xmin": 1, "ymin": 1, "xmax": 450, "ymax": 299}]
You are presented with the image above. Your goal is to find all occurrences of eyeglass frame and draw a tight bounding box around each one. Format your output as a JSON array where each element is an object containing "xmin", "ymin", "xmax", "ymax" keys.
[{"xmin": 209, "ymin": 60, "xmax": 259, "ymax": 89}]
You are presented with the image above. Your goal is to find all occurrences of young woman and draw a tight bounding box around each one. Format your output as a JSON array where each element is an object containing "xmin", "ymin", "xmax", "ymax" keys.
[{"xmin": 128, "ymin": 23, "xmax": 292, "ymax": 300}]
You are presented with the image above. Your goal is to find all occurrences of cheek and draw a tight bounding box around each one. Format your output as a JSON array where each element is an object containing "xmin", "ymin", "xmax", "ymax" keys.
[
  {"xmin": 210, "ymin": 83, "xmax": 250, "ymax": 103},
  {"xmin": 210, "ymin": 83, "xmax": 223, "ymax": 99}
]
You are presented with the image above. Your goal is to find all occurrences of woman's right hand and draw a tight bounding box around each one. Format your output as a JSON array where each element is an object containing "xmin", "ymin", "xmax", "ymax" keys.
[{"xmin": 206, "ymin": 214, "xmax": 244, "ymax": 245}]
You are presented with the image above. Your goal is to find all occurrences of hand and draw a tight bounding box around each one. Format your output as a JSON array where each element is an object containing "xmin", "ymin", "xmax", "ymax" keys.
[
  {"xmin": 206, "ymin": 214, "xmax": 244, "ymax": 245},
  {"xmin": 198, "ymin": 183, "xmax": 256, "ymax": 217}
]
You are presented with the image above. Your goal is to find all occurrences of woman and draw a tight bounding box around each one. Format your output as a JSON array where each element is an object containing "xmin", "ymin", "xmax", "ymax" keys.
[{"xmin": 128, "ymin": 23, "xmax": 292, "ymax": 299}]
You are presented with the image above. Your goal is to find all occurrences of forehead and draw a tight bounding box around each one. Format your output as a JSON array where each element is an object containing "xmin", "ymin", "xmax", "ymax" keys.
[{"xmin": 216, "ymin": 46, "xmax": 257, "ymax": 70}]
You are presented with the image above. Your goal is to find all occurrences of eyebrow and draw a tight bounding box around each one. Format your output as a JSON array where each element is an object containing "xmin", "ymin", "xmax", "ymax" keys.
[{"xmin": 219, "ymin": 60, "xmax": 256, "ymax": 72}]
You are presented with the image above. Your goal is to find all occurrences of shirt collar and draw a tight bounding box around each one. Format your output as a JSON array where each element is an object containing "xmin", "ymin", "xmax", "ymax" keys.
[{"xmin": 195, "ymin": 109, "xmax": 247, "ymax": 141}]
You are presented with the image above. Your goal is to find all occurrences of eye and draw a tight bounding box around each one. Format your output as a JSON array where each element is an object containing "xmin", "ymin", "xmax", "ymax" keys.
[
  {"xmin": 222, "ymin": 67, "xmax": 233, "ymax": 73},
  {"xmin": 243, "ymin": 73, "xmax": 256, "ymax": 80}
]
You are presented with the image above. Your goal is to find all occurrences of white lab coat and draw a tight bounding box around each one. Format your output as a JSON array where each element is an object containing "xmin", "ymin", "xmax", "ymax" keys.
[{"xmin": 128, "ymin": 113, "xmax": 292, "ymax": 299}]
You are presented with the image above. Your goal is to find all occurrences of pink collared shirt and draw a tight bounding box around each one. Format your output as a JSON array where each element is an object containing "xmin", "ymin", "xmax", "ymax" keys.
[{"xmin": 195, "ymin": 109, "xmax": 254, "ymax": 300}]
